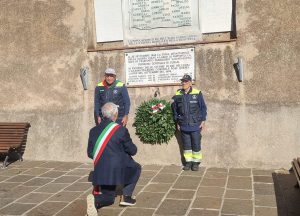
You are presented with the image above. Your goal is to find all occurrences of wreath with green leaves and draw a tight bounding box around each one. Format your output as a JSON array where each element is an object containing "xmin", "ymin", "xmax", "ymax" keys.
[{"xmin": 134, "ymin": 98, "xmax": 176, "ymax": 144}]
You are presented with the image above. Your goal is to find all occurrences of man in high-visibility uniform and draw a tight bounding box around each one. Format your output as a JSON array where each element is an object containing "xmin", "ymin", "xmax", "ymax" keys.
[
  {"xmin": 94, "ymin": 68, "xmax": 130, "ymax": 127},
  {"xmin": 173, "ymin": 74, "xmax": 207, "ymax": 171}
]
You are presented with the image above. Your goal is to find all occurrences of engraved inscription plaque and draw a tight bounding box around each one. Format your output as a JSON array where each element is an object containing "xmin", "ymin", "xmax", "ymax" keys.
[{"xmin": 125, "ymin": 48, "xmax": 195, "ymax": 86}]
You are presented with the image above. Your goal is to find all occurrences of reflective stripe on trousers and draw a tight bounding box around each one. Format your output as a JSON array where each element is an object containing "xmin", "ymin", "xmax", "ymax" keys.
[
  {"xmin": 184, "ymin": 150, "xmax": 202, "ymax": 163},
  {"xmin": 192, "ymin": 150, "xmax": 202, "ymax": 163},
  {"xmin": 183, "ymin": 150, "xmax": 193, "ymax": 162}
]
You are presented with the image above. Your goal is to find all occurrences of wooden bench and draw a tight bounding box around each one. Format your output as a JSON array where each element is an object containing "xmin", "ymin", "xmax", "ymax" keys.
[
  {"xmin": 292, "ymin": 157, "xmax": 300, "ymax": 188},
  {"xmin": 0, "ymin": 123, "xmax": 30, "ymax": 169}
]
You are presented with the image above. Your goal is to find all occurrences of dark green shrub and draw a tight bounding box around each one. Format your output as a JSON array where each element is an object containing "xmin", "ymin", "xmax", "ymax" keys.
[{"xmin": 134, "ymin": 99, "xmax": 176, "ymax": 144}]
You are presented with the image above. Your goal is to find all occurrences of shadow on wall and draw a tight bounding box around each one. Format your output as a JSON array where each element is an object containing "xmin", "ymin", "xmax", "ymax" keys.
[{"xmin": 272, "ymin": 170, "xmax": 300, "ymax": 215}]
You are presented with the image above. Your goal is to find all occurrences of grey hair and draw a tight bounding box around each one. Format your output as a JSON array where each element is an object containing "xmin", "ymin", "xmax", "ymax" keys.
[{"xmin": 101, "ymin": 102, "xmax": 118, "ymax": 120}]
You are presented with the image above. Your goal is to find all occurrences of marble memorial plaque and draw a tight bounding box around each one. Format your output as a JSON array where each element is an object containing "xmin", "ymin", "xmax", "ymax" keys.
[{"xmin": 125, "ymin": 48, "xmax": 195, "ymax": 86}]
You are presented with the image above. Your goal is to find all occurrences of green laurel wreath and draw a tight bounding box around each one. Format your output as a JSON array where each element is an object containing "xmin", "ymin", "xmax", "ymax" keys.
[{"xmin": 134, "ymin": 99, "xmax": 176, "ymax": 144}]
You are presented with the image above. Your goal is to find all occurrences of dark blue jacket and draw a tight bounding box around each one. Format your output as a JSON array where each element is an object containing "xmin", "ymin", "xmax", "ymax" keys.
[
  {"xmin": 87, "ymin": 119, "xmax": 139, "ymax": 185},
  {"xmin": 173, "ymin": 87, "xmax": 207, "ymax": 131}
]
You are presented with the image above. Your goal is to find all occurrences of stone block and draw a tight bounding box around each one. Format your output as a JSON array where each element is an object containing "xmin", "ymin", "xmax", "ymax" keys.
[
  {"xmin": 53, "ymin": 175, "xmax": 81, "ymax": 183},
  {"xmin": 26, "ymin": 201, "xmax": 68, "ymax": 215},
  {"xmin": 167, "ymin": 189, "xmax": 195, "ymax": 199},
  {"xmin": 48, "ymin": 191, "xmax": 82, "ymax": 202},
  {"xmin": 1, "ymin": 168, "xmax": 29, "ymax": 176},
  {"xmin": 159, "ymin": 165, "xmax": 182, "ymax": 174},
  {"xmin": 225, "ymin": 189, "xmax": 252, "ymax": 199},
  {"xmin": 39, "ymin": 171, "xmax": 67, "ymax": 178},
  {"xmin": 0, "ymin": 185, "xmax": 37, "ymax": 199},
  {"xmin": 137, "ymin": 177, "xmax": 151, "ymax": 186},
  {"xmin": 17, "ymin": 192, "xmax": 52, "ymax": 203},
  {"xmin": 55, "ymin": 162, "xmax": 83, "ymax": 171},
  {"xmin": 221, "ymin": 199, "xmax": 253, "ymax": 215},
  {"xmin": 5, "ymin": 175, "xmax": 35, "ymax": 183},
  {"xmin": 98, "ymin": 208, "xmax": 123, "ymax": 216},
  {"xmin": 36, "ymin": 183, "xmax": 69, "ymax": 193},
  {"xmin": 122, "ymin": 208, "xmax": 155, "ymax": 216},
  {"xmin": 56, "ymin": 199, "xmax": 87, "ymax": 216},
  {"xmin": 200, "ymin": 178, "xmax": 226, "ymax": 187},
  {"xmin": 156, "ymin": 199, "xmax": 191, "ymax": 215},
  {"xmin": 144, "ymin": 183, "xmax": 172, "ymax": 192},
  {"xmin": 229, "ymin": 168, "xmax": 251, "ymax": 176},
  {"xmin": 254, "ymin": 183, "xmax": 275, "ymax": 196},
  {"xmin": 0, "ymin": 198, "xmax": 14, "ymax": 209},
  {"xmin": 207, "ymin": 168, "xmax": 228, "ymax": 173},
  {"xmin": 135, "ymin": 192, "xmax": 165, "ymax": 208},
  {"xmin": 180, "ymin": 167, "xmax": 206, "ymax": 176},
  {"xmin": 197, "ymin": 186, "xmax": 225, "ymax": 197},
  {"xmin": 142, "ymin": 164, "xmax": 162, "ymax": 171},
  {"xmin": 65, "ymin": 169, "xmax": 90, "ymax": 176},
  {"xmin": 0, "ymin": 203, "xmax": 36, "ymax": 215},
  {"xmin": 227, "ymin": 176, "xmax": 252, "ymax": 190},
  {"xmin": 37, "ymin": 161, "xmax": 64, "ymax": 168},
  {"xmin": 152, "ymin": 173, "xmax": 178, "ymax": 184},
  {"xmin": 252, "ymin": 170, "xmax": 274, "ymax": 176},
  {"xmin": 192, "ymin": 196, "xmax": 222, "ymax": 209},
  {"xmin": 255, "ymin": 194, "xmax": 277, "ymax": 207},
  {"xmin": 0, "ymin": 182, "xmax": 19, "ymax": 193},
  {"xmin": 23, "ymin": 177, "xmax": 53, "ymax": 186},
  {"xmin": 204, "ymin": 171, "xmax": 228, "ymax": 179},
  {"xmin": 255, "ymin": 207, "xmax": 278, "ymax": 216},
  {"xmin": 78, "ymin": 163, "xmax": 94, "ymax": 169},
  {"xmin": 64, "ymin": 182, "xmax": 92, "ymax": 192},
  {"xmin": 22, "ymin": 168, "xmax": 51, "ymax": 176},
  {"xmin": 188, "ymin": 209, "xmax": 219, "ymax": 216},
  {"xmin": 17, "ymin": 161, "xmax": 46, "ymax": 169},
  {"xmin": 173, "ymin": 176, "xmax": 201, "ymax": 189},
  {"xmin": 254, "ymin": 176, "xmax": 274, "ymax": 183},
  {"xmin": 140, "ymin": 171, "xmax": 158, "ymax": 179}
]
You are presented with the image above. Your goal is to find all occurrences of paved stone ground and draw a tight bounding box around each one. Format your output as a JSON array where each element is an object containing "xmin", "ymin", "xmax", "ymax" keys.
[{"xmin": 0, "ymin": 160, "xmax": 300, "ymax": 216}]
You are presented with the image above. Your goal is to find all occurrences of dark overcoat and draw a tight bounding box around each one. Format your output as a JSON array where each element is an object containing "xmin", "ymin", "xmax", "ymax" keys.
[{"xmin": 87, "ymin": 119, "xmax": 140, "ymax": 186}]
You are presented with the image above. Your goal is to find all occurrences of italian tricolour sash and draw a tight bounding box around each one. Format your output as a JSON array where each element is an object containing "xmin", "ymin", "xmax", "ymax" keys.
[{"xmin": 93, "ymin": 122, "xmax": 120, "ymax": 166}]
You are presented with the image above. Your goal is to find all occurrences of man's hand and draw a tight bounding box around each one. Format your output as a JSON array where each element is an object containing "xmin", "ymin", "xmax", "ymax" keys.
[
  {"xmin": 121, "ymin": 115, "xmax": 128, "ymax": 127},
  {"xmin": 177, "ymin": 123, "xmax": 181, "ymax": 131},
  {"xmin": 97, "ymin": 117, "xmax": 101, "ymax": 125},
  {"xmin": 200, "ymin": 121, "xmax": 205, "ymax": 132}
]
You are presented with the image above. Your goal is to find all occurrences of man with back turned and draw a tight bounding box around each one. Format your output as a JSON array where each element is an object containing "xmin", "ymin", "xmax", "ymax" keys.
[{"xmin": 86, "ymin": 102, "xmax": 141, "ymax": 216}]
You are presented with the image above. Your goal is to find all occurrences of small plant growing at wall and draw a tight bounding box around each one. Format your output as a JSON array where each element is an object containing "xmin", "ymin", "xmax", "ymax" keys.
[{"xmin": 134, "ymin": 99, "xmax": 176, "ymax": 144}]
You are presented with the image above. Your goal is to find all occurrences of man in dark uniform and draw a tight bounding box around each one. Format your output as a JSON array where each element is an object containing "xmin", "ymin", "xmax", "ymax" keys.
[
  {"xmin": 173, "ymin": 74, "xmax": 207, "ymax": 171},
  {"xmin": 94, "ymin": 68, "xmax": 130, "ymax": 127},
  {"xmin": 86, "ymin": 102, "xmax": 141, "ymax": 216}
]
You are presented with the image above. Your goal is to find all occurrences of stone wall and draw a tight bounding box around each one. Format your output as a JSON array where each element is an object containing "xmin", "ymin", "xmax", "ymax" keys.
[{"xmin": 0, "ymin": 0, "xmax": 299, "ymax": 169}]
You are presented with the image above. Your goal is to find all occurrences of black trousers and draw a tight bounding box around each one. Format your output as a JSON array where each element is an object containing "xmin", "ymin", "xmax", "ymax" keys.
[
  {"xmin": 94, "ymin": 163, "xmax": 141, "ymax": 208},
  {"xmin": 94, "ymin": 182, "xmax": 137, "ymax": 208}
]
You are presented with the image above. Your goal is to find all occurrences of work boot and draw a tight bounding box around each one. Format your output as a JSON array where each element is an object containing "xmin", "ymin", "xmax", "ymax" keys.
[
  {"xmin": 183, "ymin": 162, "xmax": 192, "ymax": 171},
  {"xmin": 86, "ymin": 194, "xmax": 97, "ymax": 216},
  {"xmin": 191, "ymin": 164, "xmax": 199, "ymax": 171},
  {"xmin": 119, "ymin": 195, "xmax": 136, "ymax": 206}
]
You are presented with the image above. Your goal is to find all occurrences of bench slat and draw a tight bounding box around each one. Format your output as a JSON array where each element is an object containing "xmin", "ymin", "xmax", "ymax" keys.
[
  {"xmin": 0, "ymin": 129, "xmax": 26, "ymax": 132},
  {"xmin": 292, "ymin": 159, "xmax": 300, "ymax": 185},
  {"xmin": 0, "ymin": 124, "xmax": 26, "ymax": 128},
  {"xmin": 0, "ymin": 143, "xmax": 24, "ymax": 146},
  {"xmin": 0, "ymin": 139, "xmax": 23, "ymax": 145},
  {"xmin": 0, "ymin": 123, "xmax": 30, "ymax": 126},
  {"xmin": 0, "ymin": 135, "xmax": 25, "ymax": 139}
]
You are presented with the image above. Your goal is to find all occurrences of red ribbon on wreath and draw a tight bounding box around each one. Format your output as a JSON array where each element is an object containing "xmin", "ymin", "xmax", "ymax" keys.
[{"xmin": 152, "ymin": 103, "xmax": 165, "ymax": 115}]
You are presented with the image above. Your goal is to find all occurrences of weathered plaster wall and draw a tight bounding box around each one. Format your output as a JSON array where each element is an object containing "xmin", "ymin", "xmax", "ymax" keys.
[{"xmin": 0, "ymin": 0, "xmax": 300, "ymax": 169}]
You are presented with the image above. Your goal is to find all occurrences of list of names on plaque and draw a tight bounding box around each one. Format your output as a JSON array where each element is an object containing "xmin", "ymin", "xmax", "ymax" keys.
[
  {"xmin": 131, "ymin": 0, "xmax": 192, "ymax": 29},
  {"xmin": 125, "ymin": 48, "xmax": 195, "ymax": 86}
]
